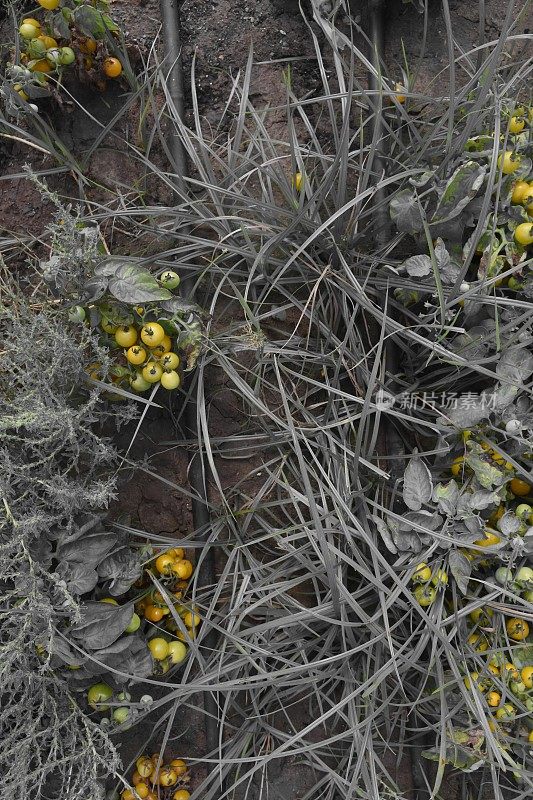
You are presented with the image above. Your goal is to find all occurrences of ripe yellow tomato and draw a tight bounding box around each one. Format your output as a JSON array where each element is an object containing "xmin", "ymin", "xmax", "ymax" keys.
[
  {"xmin": 141, "ymin": 322, "xmax": 166, "ymax": 347},
  {"xmin": 506, "ymin": 617, "xmax": 529, "ymax": 640},
  {"xmin": 148, "ymin": 637, "xmax": 169, "ymax": 660},
  {"xmin": 521, "ymin": 665, "xmax": 533, "ymax": 688},
  {"xmin": 514, "ymin": 224, "xmax": 533, "ymax": 247},
  {"xmin": 126, "ymin": 345, "xmax": 147, "ymax": 365},
  {"xmin": 38, "ymin": 34, "xmax": 58, "ymax": 49},
  {"xmin": 467, "ymin": 633, "xmax": 489, "ymax": 652},
  {"xmin": 144, "ymin": 604, "xmax": 164, "ymax": 622},
  {"xmin": 151, "ymin": 335, "xmax": 172, "ymax": 355},
  {"xmin": 168, "ymin": 641, "xmax": 187, "ymax": 664},
  {"xmin": 134, "ymin": 784, "xmax": 150, "ymax": 800},
  {"xmin": 169, "ymin": 759, "xmax": 187, "ymax": 776},
  {"xmin": 142, "ymin": 363, "xmax": 163, "ymax": 383},
  {"xmin": 495, "ymin": 703, "xmax": 515, "ymax": 720},
  {"xmin": 183, "ymin": 611, "xmax": 200, "ymax": 628},
  {"xmin": 122, "ymin": 791, "xmax": 136, "ymax": 800},
  {"xmin": 167, "ymin": 547, "xmax": 185, "ymax": 560},
  {"xmin": 158, "ymin": 767, "xmax": 178, "ymax": 787},
  {"xmin": 473, "ymin": 531, "xmax": 501, "ymax": 547},
  {"xmin": 160, "ymin": 370, "xmax": 181, "ymax": 390},
  {"xmin": 451, "ymin": 455, "xmax": 464, "ymax": 476},
  {"xmin": 511, "ymin": 180, "xmax": 531, "ymax": 204},
  {"xmin": 503, "ymin": 662, "xmax": 520, "ymax": 681},
  {"xmin": 528, "ymin": 729, "xmax": 533, "ymax": 743},
  {"xmin": 171, "ymin": 559, "xmax": 194, "ymax": 579},
  {"xmin": 103, "ymin": 57, "xmax": 123, "ymax": 78},
  {"xmin": 115, "ymin": 325, "xmax": 138, "ymax": 348},
  {"xmin": 136, "ymin": 757, "xmax": 154, "ymax": 778},
  {"xmin": 80, "ymin": 37, "xmax": 97, "ymax": 54},
  {"xmin": 38, "ymin": 0, "xmax": 60, "ymax": 8},
  {"xmin": 155, "ymin": 552, "xmax": 176, "ymax": 575},
  {"xmin": 510, "ymin": 477, "xmax": 532, "ymax": 496},
  {"xmin": 412, "ymin": 563, "xmax": 432, "ymax": 582},
  {"xmin": 509, "ymin": 115, "xmax": 525, "ymax": 134},
  {"xmin": 498, "ymin": 151, "xmax": 521, "ymax": 174},
  {"xmin": 173, "ymin": 792, "xmax": 191, "ymax": 800},
  {"xmin": 31, "ymin": 59, "xmax": 52, "ymax": 73},
  {"xmin": 160, "ymin": 352, "xmax": 180, "ymax": 370},
  {"xmin": 486, "ymin": 691, "xmax": 501, "ymax": 707}
]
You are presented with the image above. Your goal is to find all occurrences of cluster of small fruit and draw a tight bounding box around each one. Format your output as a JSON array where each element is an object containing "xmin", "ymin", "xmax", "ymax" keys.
[
  {"xmin": 409, "ymin": 562, "xmax": 449, "ymax": 607},
  {"xmin": 10, "ymin": 0, "xmax": 123, "ymax": 107},
  {"xmin": 494, "ymin": 106, "xmax": 533, "ymax": 247},
  {"xmin": 122, "ymin": 753, "xmax": 191, "ymax": 800},
  {"xmin": 135, "ymin": 548, "xmax": 201, "ymax": 671}
]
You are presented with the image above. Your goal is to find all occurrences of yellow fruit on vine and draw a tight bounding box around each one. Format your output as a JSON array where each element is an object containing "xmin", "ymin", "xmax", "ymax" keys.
[
  {"xmin": 506, "ymin": 617, "xmax": 529, "ymax": 640},
  {"xmin": 498, "ymin": 151, "xmax": 521, "ymax": 174}
]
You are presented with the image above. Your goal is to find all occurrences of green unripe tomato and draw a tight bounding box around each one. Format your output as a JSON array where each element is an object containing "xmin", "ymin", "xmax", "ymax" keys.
[
  {"xmin": 125, "ymin": 612, "xmax": 141, "ymax": 633},
  {"xmin": 59, "ymin": 46, "xmax": 75, "ymax": 65},
  {"xmin": 413, "ymin": 584, "xmax": 437, "ymax": 607},
  {"xmin": 116, "ymin": 690, "xmax": 131, "ymax": 702},
  {"xmin": 19, "ymin": 22, "xmax": 40, "ymax": 39},
  {"xmin": 510, "ymin": 680, "xmax": 527, "ymax": 695},
  {"xmin": 507, "ymin": 276, "xmax": 523, "ymax": 291},
  {"xmin": 27, "ymin": 38, "xmax": 47, "ymax": 59},
  {"xmin": 515, "ymin": 504, "xmax": 532, "ymax": 520},
  {"xmin": 68, "ymin": 305, "xmax": 86, "ymax": 323},
  {"xmin": 515, "ymin": 566, "xmax": 533, "ymax": 583},
  {"xmin": 523, "ymin": 589, "xmax": 533, "ymax": 602},
  {"xmin": 130, "ymin": 372, "xmax": 152, "ymax": 393},
  {"xmin": 87, "ymin": 682, "xmax": 113, "ymax": 710},
  {"xmin": 159, "ymin": 270, "xmax": 180, "ymax": 289},
  {"xmin": 495, "ymin": 566, "xmax": 513, "ymax": 585},
  {"xmin": 45, "ymin": 48, "xmax": 62, "ymax": 65},
  {"xmin": 526, "ymin": 697, "xmax": 533, "ymax": 712},
  {"xmin": 112, "ymin": 707, "xmax": 130, "ymax": 724}
]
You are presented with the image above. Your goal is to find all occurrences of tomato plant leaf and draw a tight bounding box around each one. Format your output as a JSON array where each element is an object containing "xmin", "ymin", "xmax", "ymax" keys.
[
  {"xmin": 57, "ymin": 532, "xmax": 117, "ymax": 567},
  {"xmin": 403, "ymin": 458, "xmax": 433, "ymax": 510},
  {"xmin": 434, "ymin": 481, "xmax": 459, "ymax": 515},
  {"xmin": 73, "ymin": 5, "xmax": 117, "ymax": 38},
  {"xmin": 373, "ymin": 516, "xmax": 397, "ymax": 554},
  {"xmin": 71, "ymin": 601, "xmax": 134, "ymax": 650},
  {"xmin": 56, "ymin": 561, "xmax": 99, "ymax": 595},
  {"xmin": 101, "ymin": 262, "xmax": 173, "ymax": 304},
  {"xmin": 98, "ymin": 547, "xmax": 142, "ymax": 595},
  {"xmin": 390, "ymin": 189, "xmax": 424, "ymax": 234},
  {"xmin": 448, "ymin": 550, "xmax": 471, "ymax": 594},
  {"xmin": 464, "ymin": 453, "xmax": 505, "ymax": 489},
  {"xmin": 402, "ymin": 254, "xmax": 432, "ymax": 277},
  {"xmin": 496, "ymin": 346, "xmax": 533, "ymax": 383},
  {"xmin": 431, "ymin": 161, "xmax": 486, "ymax": 225}
]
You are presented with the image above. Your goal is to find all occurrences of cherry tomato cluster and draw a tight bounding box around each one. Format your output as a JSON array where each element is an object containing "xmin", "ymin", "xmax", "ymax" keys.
[
  {"xmin": 8, "ymin": 0, "xmax": 125, "ymax": 109},
  {"xmin": 122, "ymin": 753, "xmax": 191, "ymax": 800},
  {"xmin": 135, "ymin": 548, "xmax": 201, "ymax": 668}
]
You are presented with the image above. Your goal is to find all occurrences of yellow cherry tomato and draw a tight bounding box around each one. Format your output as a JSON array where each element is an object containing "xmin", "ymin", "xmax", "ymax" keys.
[
  {"xmin": 469, "ymin": 606, "xmax": 493, "ymax": 624},
  {"xmin": 155, "ymin": 552, "xmax": 175, "ymax": 575},
  {"xmin": 171, "ymin": 559, "xmax": 194, "ymax": 579},
  {"xmin": 135, "ymin": 784, "xmax": 150, "ymax": 800},
  {"xmin": 142, "ymin": 363, "xmax": 163, "ymax": 384},
  {"xmin": 148, "ymin": 637, "xmax": 169, "ymax": 660},
  {"xmin": 520, "ymin": 666, "xmax": 533, "ymax": 688},
  {"xmin": 37, "ymin": 34, "xmax": 58, "ymax": 49},
  {"xmin": 31, "ymin": 59, "xmax": 52, "ymax": 73},
  {"xmin": 451, "ymin": 455, "xmax": 465, "ymax": 477},
  {"xmin": 151, "ymin": 335, "xmax": 173, "ymax": 356},
  {"xmin": 498, "ymin": 151, "xmax": 521, "ymax": 174},
  {"xmin": 515, "ymin": 223, "xmax": 533, "ymax": 247},
  {"xmin": 37, "ymin": 0, "xmax": 60, "ymax": 8},
  {"xmin": 169, "ymin": 759, "xmax": 187, "ymax": 776},
  {"xmin": 79, "ymin": 37, "xmax": 97, "ymax": 54},
  {"xmin": 506, "ymin": 617, "xmax": 529, "ymax": 640},
  {"xmin": 504, "ymin": 663, "xmax": 521, "ymax": 681},
  {"xmin": 486, "ymin": 691, "xmax": 501, "ymax": 707},
  {"xmin": 136, "ymin": 757, "xmax": 154, "ymax": 778},
  {"xmin": 103, "ymin": 57, "xmax": 123, "ymax": 78},
  {"xmin": 160, "ymin": 352, "xmax": 180, "ymax": 370},
  {"xmin": 115, "ymin": 325, "xmax": 138, "ymax": 348},
  {"xmin": 412, "ymin": 563, "xmax": 432, "ymax": 582},
  {"xmin": 126, "ymin": 345, "xmax": 147, "ymax": 365},
  {"xmin": 467, "ymin": 633, "xmax": 489, "ymax": 652},
  {"xmin": 510, "ymin": 477, "xmax": 532, "ymax": 496},
  {"xmin": 168, "ymin": 641, "xmax": 188, "ymax": 664},
  {"xmin": 528, "ymin": 729, "xmax": 533, "ymax": 743},
  {"xmin": 167, "ymin": 547, "xmax": 185, "ymax": 560},
  {"xmin": 173, "ymin": 792, "xmax": 191, "ymax": 800},
  {"xmin": 160, "ymin": 370, "xmax": 181, "ymax": 390},
  {"xmin": 473, "ymin": 530, "xmax": 501, "ymax": 547},
  {"xmin": 141, "ymin": 322, "xmax": 166, "ymax": 347},
  {"xmin": 511, "ymin": 180, "xmax": 531, "ymax": 204},
  {"xmin": 509, "ymin": 115, "xmax": 525, "ymax": 134},
  {"xmin": 495, "ymin": 703, "xmax": 515, "ymax": 720},
  {"xmin": 158, "ymin": 767, "xmax": 178, "ymax": 787}
]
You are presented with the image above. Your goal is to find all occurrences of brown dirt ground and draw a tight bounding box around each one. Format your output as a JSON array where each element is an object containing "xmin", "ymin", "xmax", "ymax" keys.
[{"xmin": 2, "ymin": 1, "xmax": 531, "ymax": 798}]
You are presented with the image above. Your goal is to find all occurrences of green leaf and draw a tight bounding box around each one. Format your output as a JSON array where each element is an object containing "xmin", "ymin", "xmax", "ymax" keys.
[
  {"xmin": 103, "ymin": 263, "xmax": 173, "ymax": 304},
  {"xmin": 56, "ymin": 562, "xmax": 99, "ymax": 595},
  {"xmin": 448, "ymin": 550, "xmax": 471, "ymax": 594},
  {"xmin": 73, "ymin": 5, "xmax": 117, "ymax": 38},
  {"xmin": 432, "ymin": 161, "xmax": 486, "ymax": 225},
  {"xmin": 465, "ymin": 453, "xmax": 505, "ymax": 489},
  {"xmin": 434, "ymin": 480, "xmax": 459, "ymax": 515},
  {"xmin": 98, "ymin": 547, "xmax": 142, "ymax": 596},
  {"xmin": 496, "ymin": 346, "xmax": 533, "ymax": 384},
  {"xmin": 57, "ymin": 531, "xmax": 116, "ymax": 567},
  {"xmin": 52, "ymin": 11, "xmax": 71, "ymax": 40}
]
